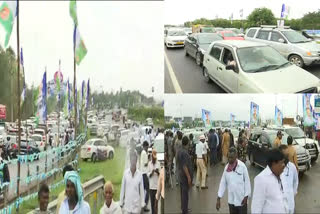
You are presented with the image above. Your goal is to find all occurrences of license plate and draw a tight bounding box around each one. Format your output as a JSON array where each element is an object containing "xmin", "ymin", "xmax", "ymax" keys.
[{"xmin": 176, "ymin": 42, "xmax": 184, "ymax": 45}]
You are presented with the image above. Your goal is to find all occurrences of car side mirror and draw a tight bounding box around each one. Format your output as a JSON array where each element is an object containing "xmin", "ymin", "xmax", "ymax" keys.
[{"xmin": 278, "ymin": 38, "xmax": 285, "ymax": 43}]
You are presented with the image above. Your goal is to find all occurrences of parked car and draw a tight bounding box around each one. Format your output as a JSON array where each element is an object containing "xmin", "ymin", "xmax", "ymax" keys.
[
  {"xmin": 153, "ymin": 134, "xmax": 164, "ymax": 166},
  {"xmin": 245, "ymin": 26, "xmax": 320, "ymax": 67},
  {"xmin": 203, "ymin": 40, "xmax": 320, "ymax": 93},
  {"xmin": 248, "ymin": 129, "xmax": 311, "ymax": 174},
  {"xmin": 31, "ymin": 134, "xmax": 45, "ymax": 151},
  {"xmin": 226, "ymin": 28, "xmax": 244, "ymax": 37},
  {"xmin": 9, "ymin": 138, "xmax": 40, "ymax": 159},
  {"xmin": 164, "ymin": 29, "xmax": 188, "ymax": 48},
  {"xmin": 80, "ymin": 138, "xmax": 115, "ymax": 162},
  {"xmin": 185, "ymin": 33, "xmax": 223, "ymax": 66},
  {"xmin": 217, "ymin": 30, "xmax": 244, "ymax": 40},
  {"xmin": 33, "ymin": 129, "xmax": 46, "ymax": 142},
  {"xmin": 270, "ymin": 126, "xmax": 319, "ymax": 162}
]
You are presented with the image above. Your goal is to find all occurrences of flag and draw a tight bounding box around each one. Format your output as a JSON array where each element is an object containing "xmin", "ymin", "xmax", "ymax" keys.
[
  {"xmin": 281, "ymin": 4, "xmax": 290, "ymax": 19},
  {"xmin": 37, "ymin": 71, "xmax": 47, "ymax": 124},
  {"xmin": 230, "ymin": 13, "xmax": 233, "ymax": 20},
  {"xmin": 20, "ymin": 47, "xmax": 25, "ymax": 106},
  {"xmin": 69, "ymin": 0, "xmax": 78, "ymax": 26},
  {"xmin": 275, "ymin": 106, "xmax": 283, "ymax": 126},
  {"xmin": 302, "ymin": 94, "xmax": 314, "ymax": 126},
  {"xmin": 73, "ymin": 25, "xmax": 87, "ymax": 65},
  {"xmin": 86, "ymin": 79, "xmax": 90, "ymax": 109},
  {"xmin": 0, "ymin": 1, "xmax": 17, "ymax": 47},
  {"xmin": 250, "ymin": 102, "xmax": 259, "ymax": 127},
  {"xmin": 230, "ymin": 113, "xmax": 235, "ymax": 126},
  {"xmin": 201, "ymin": 109, "xmax": 212, "ymax": 128}
]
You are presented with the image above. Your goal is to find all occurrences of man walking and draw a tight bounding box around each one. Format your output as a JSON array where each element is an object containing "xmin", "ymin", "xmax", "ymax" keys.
[
  {"xmin": 216, "ymin": 147, "xmax": 251, "ymax": 214},
  {"xmin": 251, "ymin": 149, "xmax": 288, "ymax": 213},
  {"xmin": 195, "ymin": 135, "xmax": 208, "ymax": 189},
  {"xmin": 148, "ymin": 149, "xmax": 160, "ymax": 214},
  {"xmin": 273, "ymin": 131, "xmax": 283, "ymax": 148},
  {"xmin": 287, "ymin": 136, "xmax": 299, "ymax": 171},
  {"xmin": 222, "ymin": 129, "xmax": 230, "ymax": 165},
  {"xmin": 177, "ymin": 136, "xmax": 193, "ymax": 214},
  {"xmin": 140, "ymin": 141, "xmax": 150, "ymax": 212},
  {"xmin": 208, "ymin": 129, "xmax": 218, "ymax": 166},
  {"xmin": 279, "ymin": 145, "xmax": 299, "ymax": 214}
]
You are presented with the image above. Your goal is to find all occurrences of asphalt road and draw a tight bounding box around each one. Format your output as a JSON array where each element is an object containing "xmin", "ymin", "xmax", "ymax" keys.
[
  {"xmin": 164, "ymin": 47, "xmax": 320, "ymax": 93},
  {"xmin": 165, "ymin": 159, "xmax": 320, "ymax": 214}
]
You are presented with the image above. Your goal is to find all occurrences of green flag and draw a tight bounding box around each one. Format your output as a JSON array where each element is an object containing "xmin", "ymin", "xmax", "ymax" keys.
[
  {"xmin": 69, "ymin": 0, "xmax": 78, "ymax": 26},
  {"xmin": 0, "ymin": 1, "xmax": 17, "ymax": 47},
  {"xmin": 73, "ymin": 25, "xmax": 87, "ymax": 65}
]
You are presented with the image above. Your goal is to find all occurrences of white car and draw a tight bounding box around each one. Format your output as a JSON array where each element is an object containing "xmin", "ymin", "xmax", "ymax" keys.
[
  {"xmin": 81, "ymin": 138, "xmax": 115, "ymax": 161},
  {"xmin": 31, "ymin": 134, "xmax": 45, "ymax": 151},
  {"xmin": 153, "ymin": 134, "xmax": 164, "ymax": 165},
  {"xmin": 203, "ymin": 40, "xmax": 320, "ymax": 93},
  {"xmin": 33, "ymin": 129, "xmax": 46, "ymax": 141},
  {"xmin": 164, "ymin": 29, "xmax": 187, "ymax": 48}
]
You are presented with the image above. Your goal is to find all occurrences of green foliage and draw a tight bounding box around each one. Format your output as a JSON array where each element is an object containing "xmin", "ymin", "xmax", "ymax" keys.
[
  {"xmin": 128, "ymin": 106, "xmax": 164, "ymax": 126},
  {"xmin": 247, "ymin": 8, "xmax": 277, "ymax": 27},
  {"xmin": 301, "ymin": 10, "xmax": 320, "ymax": 30},
  {"xmin": 164, "ymin": 122, "xmax": 179, "ymax": 129}
]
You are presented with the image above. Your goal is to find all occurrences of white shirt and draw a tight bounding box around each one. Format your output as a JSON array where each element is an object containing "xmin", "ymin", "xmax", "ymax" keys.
[
  {"xmin": 148, "ymin": 160, "xmax": 160, "ymax": 190},
  {"xmin": 195, "ymin": 141, "xmax": 204, "ymax": 158},
  {"xmin": 214, "ymin": 133, "xmax": 220, "ymax": 147},
  {"xmin": 100, "ymin": 200, "xmax": 122, "ymax": 214},
  {"xmin": 251, "ymin": 166, "xmax": 289, "ymax": 214},
  {"xmin": 280, "ymin": 162, "xmax": 299, "ymax": 214},
  {"xmin": 120, "ymin": 168, "xmax": 145, "ymax": 213},
  {"xmin": 140, "ymin": 150, "xmax": 148, "ymax": 174},
  {"xmin": 217, "ymin": 160, "xmax": 251, "ymax": 206},
  {"xmin": 203, "ymin": 141, "xmax": 209, "ymax": 155},
  {"xmin": 59, "ymin": 198, "xmax": 91, "ymax": 214}
]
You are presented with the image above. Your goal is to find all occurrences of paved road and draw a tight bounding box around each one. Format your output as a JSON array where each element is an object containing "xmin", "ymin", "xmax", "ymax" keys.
[
  {"xmin": 165, "ymin": 159, "xmax": 320, "ymax": 213},
  {"xmin": 164, "ymin": 47, "xmax": 320, "ymax": 93}
]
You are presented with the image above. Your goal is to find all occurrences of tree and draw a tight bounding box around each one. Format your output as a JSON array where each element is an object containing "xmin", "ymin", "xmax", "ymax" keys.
[
  {"xmin": 301, "ymin": 10, "xmax": 320, "ymax": 30},
  {"xmin": 247, "ymin": 8, "xmax": 277, "ymax": 27}
]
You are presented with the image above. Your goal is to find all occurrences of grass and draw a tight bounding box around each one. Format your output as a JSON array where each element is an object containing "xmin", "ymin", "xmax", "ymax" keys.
[{"xmin": 14, "ymin": 146, "xmax": 126, "ymax": 213}]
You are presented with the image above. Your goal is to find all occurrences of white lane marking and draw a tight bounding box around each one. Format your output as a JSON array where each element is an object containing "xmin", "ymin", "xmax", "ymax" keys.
[{"xmin": 164, "ymin": 51, "xmax": 183, "ymax": 94}]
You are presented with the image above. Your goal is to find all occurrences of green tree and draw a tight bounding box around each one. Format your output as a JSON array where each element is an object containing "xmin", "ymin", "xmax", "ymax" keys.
[
  {"xmin": 301, "ymin": 10, "xmax": 320, "ymax": 30},
  {"xmin": 247, "ymin": 8, "xmax": 277, "ymax": 27}
]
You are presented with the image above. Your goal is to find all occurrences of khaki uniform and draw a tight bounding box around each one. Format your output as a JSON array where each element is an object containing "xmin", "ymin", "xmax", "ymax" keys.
[
  {"xmin": 288, "ymin": 145, "xmax": 299, "ymax": 171},
  {"xmin": 222, "ymin": 132, "xmax": 230, "ymax": 163},
  {"xmin": 273, "ymin": 137, "xmax": 282, "ymax": 148}
]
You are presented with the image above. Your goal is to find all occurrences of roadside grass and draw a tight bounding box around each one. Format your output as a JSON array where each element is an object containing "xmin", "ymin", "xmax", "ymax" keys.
[{"xmin": 15, "ymin": 146, "xmax": 126, "ymax": 213}]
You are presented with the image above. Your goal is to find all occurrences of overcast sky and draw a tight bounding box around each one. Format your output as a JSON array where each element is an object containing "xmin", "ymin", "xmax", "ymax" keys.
[
  {"xmin": 0, "ymin": 1, "xmax": 164, "ymax": 100},
  {"xmin": 165, "ymin": 0, "xmax": 319, "ymax": 25},
  {"xmin": 164, "ymin": 94, "xmax": 317, "ymax": 122}
]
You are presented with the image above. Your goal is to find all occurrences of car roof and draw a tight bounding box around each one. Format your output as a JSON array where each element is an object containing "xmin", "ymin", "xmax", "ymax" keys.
[{"xmin": 213, "ymin": 40, "xmax": 268, "ymax": 48}]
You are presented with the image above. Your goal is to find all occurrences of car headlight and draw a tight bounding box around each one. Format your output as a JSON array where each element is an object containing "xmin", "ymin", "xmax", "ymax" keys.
[{"xmin": 307, "ymin": 51, "xmax": 318, "ymax": 57}]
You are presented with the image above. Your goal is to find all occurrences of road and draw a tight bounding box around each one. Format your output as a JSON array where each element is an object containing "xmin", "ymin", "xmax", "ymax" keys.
[
  {"xmin": 165, "ymin": 159, "xmax": 320, "ymax": 213},
  {"xmin": 164, "ymin": 47, "xmax": 320, "ymax": 93}
]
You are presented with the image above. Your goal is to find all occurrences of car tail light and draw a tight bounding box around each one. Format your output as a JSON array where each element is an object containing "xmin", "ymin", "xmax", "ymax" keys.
[
  {"xmin": 87, "ymin": 147, "xmax": 91, "ymax": 152},
  {"xmin": 27, "ymin": 146, "xmax": 31, "ymax": 150}
]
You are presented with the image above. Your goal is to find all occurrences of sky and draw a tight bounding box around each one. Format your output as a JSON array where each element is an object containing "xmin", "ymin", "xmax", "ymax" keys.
[
  {"xmin": 165, "ymin": 0, "xmax": 320, "ymax": 25},
  {"xmin": 0, "ymin": 1, "xmax": 164, "ymax": 100},
  {"xmin": 164, "ymin": 94, "xmax": 318, "ymax": 122}
]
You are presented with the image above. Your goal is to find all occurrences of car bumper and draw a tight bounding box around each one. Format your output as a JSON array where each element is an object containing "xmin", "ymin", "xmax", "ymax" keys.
[
  {"xmin": 80, "ymin": 151, "xmax": 92, "ymax": 159},
  {"xmin": 303, "ymin": 56, "xmax": 320, "ymax": 66},
  {"xmin": 166, "ymin": 42, "xmax": 184, "ymax": 48}
]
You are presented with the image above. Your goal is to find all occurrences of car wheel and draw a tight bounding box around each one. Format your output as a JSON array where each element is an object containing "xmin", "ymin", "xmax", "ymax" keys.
[
  {"xmin": 166, "ymin": 43, "xmax": 169, "ymax": 49},
  {"xmin": 91, "ymin": 153, "xmax": 97, "ymax": 163},
  {"xmin": 196, "ymin": 52, "xmax": 201, "ymax": 66},
  {"xmin": 249, "ymin": 153, "xmax": 255, "ymax": 166},
  {"xmin": 289, "ymin": 55, "xmax": 304, "ymax": 67},
  {"xmin": 109, "ymin": 151, "xmax": 114, "ymax": 160},
  {"xmin": 185, "ymin": 48, "xmax": 189, "ymax": 56},
  {"xmin": 203, "ymin": 67, "xmax": 211, "ymax": 83},
  {"xmin": 83, "ymin": 158, "xmax": 88, "ymax": 162}
]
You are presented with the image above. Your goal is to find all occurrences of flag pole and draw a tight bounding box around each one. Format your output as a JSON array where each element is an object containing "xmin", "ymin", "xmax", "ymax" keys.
[
  {"xmin": 58, "ymin": 59, "xmax": 61, "ymax": 146},
  {"xmin": 16, "ymin": 0, "xmax": 21, "ymax": 212},
  {"xmin": 74, "ymin": 27, "xmax": 77, "ymax": 139}
]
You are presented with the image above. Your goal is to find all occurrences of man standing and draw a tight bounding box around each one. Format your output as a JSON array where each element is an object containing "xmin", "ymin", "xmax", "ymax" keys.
[
  {"xmin": 177, "ymin": 136, "xmax": 193, "ymax": 214},
  {"xmin": 203, "ymin": 137, "xmax": 209, "ymax": 173},
  {"xmin": 148, "ymin": 149, "xmax": 160, "ymax": 214},
  {"xmin": 35, "ymin": 183, "xmax": 52, "ymax": 214},
  {"xmin": 140, "ymin": 141, "xmax": 150, "ymax": 212},
  {"xmin": 174, "ymin": 131, "xmax": 183, "ymax": 185},
  {"xmin": 120, "ymin": 152, "xmax": 145, "ymax": 214},
  {"xmin": 273, "ymin": 131, "xmax": 283, "ymax": 148},
  {"xmin": 279, "ymin": 145, "xmax": 299, "ymax": 214},
  {"xmin": 229, "ymin": 130, "xmax": 235, "ymax": 148},
  {"xmin": 251, "ymin": 149, "xmax": 288, "ymax": 213},
  {"xmin": 216, "ymin": 147, "xmax": 251, "ymax": 214},
  {"xmin": 209, "ymin": 129, "xmax": 219, "ymax": 166},
  {"xmin": 287, "ymin": 136, "xmax": 299, "ymax": 172},
  {"xmin": 195, "ymin": 135, "xmax": 208, "ymax": 189},
  {"xmin": 222, "ymin": 129, "xmax": 230, "ymax": 165}
]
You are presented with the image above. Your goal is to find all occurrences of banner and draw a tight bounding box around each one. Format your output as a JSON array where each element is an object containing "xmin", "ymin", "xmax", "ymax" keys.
[
  {"xmin": 230, "ymin": 113, "xmax": 235, "ymax": 127},
  {"xmin": 275, "ymin": 106, "xmax": 283, "ymax": 126},
  {"xmin": 201, "ymin": 109, "xmax": 212, "ymax": 128},
  {"xmin": 303, "ymin": 94, "xmax": 315, "ymax": 126},
  {"xmin": 281, "ymin": 3, "xmax": 290, "ymax": 19},
  {"xmin": 37, "ymin": 71, "xmax": 47, "ymax": 124},
  {"xmin": 250, "ymin": 102, "xmax": 259, "ymax": 126},
  {"xmin": 314, "ymin": 95, "xmax": 320, "ymax": 114},
  {"xmin": 0, "ymin": 105, "xmax": 6, "ymax": 120}
]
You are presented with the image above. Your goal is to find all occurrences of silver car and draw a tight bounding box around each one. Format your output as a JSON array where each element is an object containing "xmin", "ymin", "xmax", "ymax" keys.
[{"xmin": 245, "ymin": 26, "xmax": 320, "ymax": 67}]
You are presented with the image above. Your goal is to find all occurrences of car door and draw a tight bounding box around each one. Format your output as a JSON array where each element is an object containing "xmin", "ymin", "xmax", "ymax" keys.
[
  {"xmin": 255, "ymin": 30, "xmax": 271, "ymax": 45},
  {"xmin": 220, "ymin": 46, "xmax": 238, "ymax": 92},
  {"xmin": 249, "ymin": 133, "xmax": 261, "ymax": 163},
  {"xmin": 205, "ymin": 44, "xmax": 223, "ymax": 81},
  {"xmin": 259, "ymin": 134, "xmax": 271, "ymax": 167},
  {"xmin": 270, "ymin": 31, "xmax": 289, "ymax": 58},
  {"xmin": 188, "ymin": 35, "xmax": 198, "ymax": 58},
  {"xmin": 185, "ymin": 35, "xmax": 192, "ymax": 54}
]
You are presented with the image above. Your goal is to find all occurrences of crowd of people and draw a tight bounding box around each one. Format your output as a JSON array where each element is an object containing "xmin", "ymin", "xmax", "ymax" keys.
[{"xmin": 164, "ymin": 128, "xmax": 301, "ymax": 214}]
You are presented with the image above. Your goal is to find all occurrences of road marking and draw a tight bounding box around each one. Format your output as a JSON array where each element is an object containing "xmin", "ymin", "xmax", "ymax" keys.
[{"xmin": 164, "ymin": 51, "xmax": 183, "ymax": 94}]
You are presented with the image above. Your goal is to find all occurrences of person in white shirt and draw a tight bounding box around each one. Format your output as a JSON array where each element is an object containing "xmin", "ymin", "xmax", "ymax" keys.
[
  {"xmin": 100, "ymin": 181, "xmax": 122, "ymax": 214},
  {"xmin": 140, "ymin": 141, "xmax": 150, "ymax": 212},
  {"xmin": 251, "ymin": 149, "xmax": 288, "ymax": 214},
  {"xmin": 195, "ymin": 135, "xmax": 207, "ymax": 189},
  {"xmin": 120, "ymin": 151, "xmax": 145, "ymax": 214},
  {"xmin": 148, "ymin": 149, "xmax": 160, "ymax": 214},
  {"xmin": 279, "ymin": 145, "xmax": 299, "ymax": 214},
  {"xmin": 216, "ymin": 147, "xmax": 251, "ymax": 214}
]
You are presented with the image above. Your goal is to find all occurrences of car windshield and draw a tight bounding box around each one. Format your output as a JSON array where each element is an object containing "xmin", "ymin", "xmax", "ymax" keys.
[
  {"xmin": 202, "ymin": 28, "xmax": 215, "ymax": 33},
  {"xmin": 281, "ymin": 30, "xmax": 309, "ymax": 43},
  {"xmin": 223, "ymin": 32, "xmax": 238, "ymax": 37},
  {"xmin": 168, "ymin": 31, "xmax": 186, "ymax": 36},
  {"xmin": 268, "ymin": 132, "xmax": 295, "ymax": 145},
  {"xmin": 85, "ymin": 140, "xmax": 94, "ymax": 145},
  {"xmin": 153, "ymin": 139, "xmax": 164, "ymax": 153},
  {"xmin": 237, "ymin": 46, "xmax": 289, "ymax": 73},
  {"xmin": 285, "ymin": 128, "xmax": 305, "ymax": 139},
  {"xmin": 198, "ymin": 34, "xmax": 223, "ymax": 44},
  {"xmin": 31, "ymin": 136, "xmax": 42, "ymax": 141}
]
